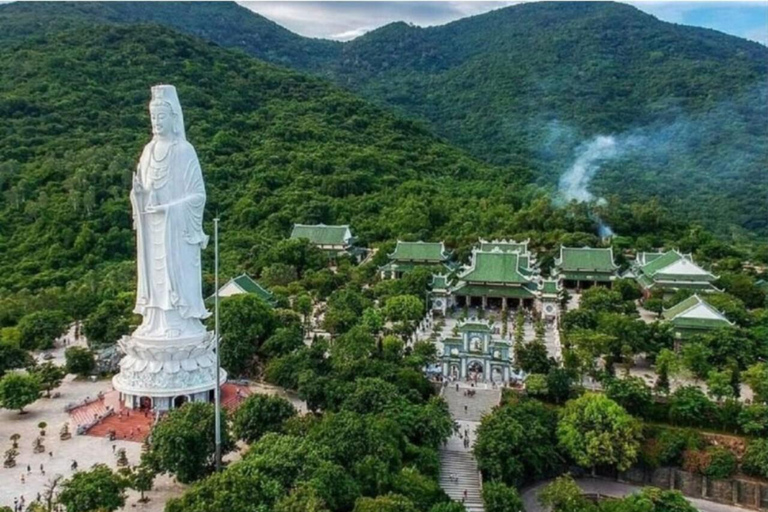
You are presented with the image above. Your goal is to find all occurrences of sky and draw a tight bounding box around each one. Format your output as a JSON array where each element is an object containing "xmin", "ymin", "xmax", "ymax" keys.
[{"xmin": 239, "ymin": 1, "xmax": 768, "ymax": 44}]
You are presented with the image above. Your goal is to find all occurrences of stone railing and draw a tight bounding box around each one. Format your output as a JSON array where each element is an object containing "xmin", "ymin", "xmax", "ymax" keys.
[
  {"xmin": 76, "ymin": 407, "xmax": 115, "ymax": 435},
  {"xmin": 618, "ymin": 466, "xmax": 768, "ymax": 510},
  {"xmin": 63, "ymin": 393, "xmax": 105, "ymax": 413}
]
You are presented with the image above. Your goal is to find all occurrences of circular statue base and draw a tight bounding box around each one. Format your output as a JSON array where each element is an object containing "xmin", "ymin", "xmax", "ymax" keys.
[{"xmin": 112, "ymin": 330, "xmax": 226, "ymax": 411}]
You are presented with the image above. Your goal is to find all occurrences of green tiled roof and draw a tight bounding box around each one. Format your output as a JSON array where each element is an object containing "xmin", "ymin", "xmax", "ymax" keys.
[
  {"xmin": 557, "ymin": 247, "xmax": 617, "ymax": 272},
  {"xmin": 479, "ymin": 239, "xmax": 528, "ymax": 254},
  {"xmin": 640, "ymin": 251, "xmax": 683, "ymax": 276},
  {"xmin": 460, "ymin": 250, "xmax": 532, "ymax": 284},
  {"xmin": 291, "ymin": 224, "xmax": 350, "ymax": 246},
  {"xmin": 458, "ymin": 320, "xmax": 491, "ymax": 332},
  {"xmin": 541, "ymin": 280, "xmax": 560, "ymax": 295},
  {"xmin": 662, "ymin": 294, "xmax": 732, "ymax": 329},
  {"xmin": 233, "ymin": 275, "xmax": 274, "ymax": 303},
  {"xmin": 639, "ymin": 252, "xmax": 665, "ymax": 265},
  {"xmin": 431, "ymin": 274, "xmax": 449, "ymax": 290},
  {"xmin": 390, "ymin": 241, "xmax": 447, "ymax": 262},
  {"xmin": 452, "ymin": 284, "xmax": 537, "ymax": 298}
]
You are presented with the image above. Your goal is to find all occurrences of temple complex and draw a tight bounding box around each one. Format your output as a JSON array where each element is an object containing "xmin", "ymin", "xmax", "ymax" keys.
[
  {"xmin": 553, "ymin": 246, "xmax": 619, "ymax": 289},
  {"xmin": 662, "ymin": 294, "xmax": 732, "ymax": 343},
  {"xmin": 439, "ymin": 319, "xmax": 513, "ymax": 383},
  {"xmin": 380, "ymin": 241, "xmax": 452, "ymax": 279},
  {"xmin": 630, "ymin": 250, "xmax": 719, "ymax": 296}
]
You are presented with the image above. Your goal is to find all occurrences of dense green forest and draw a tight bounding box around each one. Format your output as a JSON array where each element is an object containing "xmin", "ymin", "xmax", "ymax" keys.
[
  {"xmin": 1, "ymin": 1, "xmax": 765, "ymax": 236},
  {"xmin": 0, "ymin": 18, "xmax": 765, "ymax": 327}
]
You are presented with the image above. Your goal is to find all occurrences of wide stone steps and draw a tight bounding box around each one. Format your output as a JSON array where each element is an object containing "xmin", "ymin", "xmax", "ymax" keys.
[{"xmin": 439, "ymin": 449, "xmax": 484, "ymax": 512}]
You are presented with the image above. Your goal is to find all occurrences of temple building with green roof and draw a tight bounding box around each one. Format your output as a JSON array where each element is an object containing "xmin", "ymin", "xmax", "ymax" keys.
[
  {"xmin": 629, "ymin": 250, "xmax": 719, "ymax": 297},
  {"xmin": 451, "ymin": 242, "xmax": 539, "ymax": 310},
  {"xmin": 553, "ymin": 246, "xmax": 619, "ymax": 289},
  {"xmin": 290, "ymin": 223, "xmax": 362, "ymax": 260},
  {"xmin": 662, "ymin": 294, "xmax": 732, "ymax": 343},
  {"xmin": 211, "ymin": 274, "xmax": 275, "ymax": 306},
  {"xmin": 380, "ymin": 241, "xmax": 452, "ymax": 279}
]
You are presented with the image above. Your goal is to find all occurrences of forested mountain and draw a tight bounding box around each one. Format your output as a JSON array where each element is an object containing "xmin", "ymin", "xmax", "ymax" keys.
[
  {"xmin": 0, "ymin": 22, "xmax": 616, "ymax": 320},
  {"xmin": 1, "ymin": 1, "xmax": 764, "ymax": 236}
]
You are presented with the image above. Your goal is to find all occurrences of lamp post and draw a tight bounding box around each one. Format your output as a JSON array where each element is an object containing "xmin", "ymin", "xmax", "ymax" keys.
[{"xmin": 214, "ymin": 217, "xmax": 222, "ymax": 471}]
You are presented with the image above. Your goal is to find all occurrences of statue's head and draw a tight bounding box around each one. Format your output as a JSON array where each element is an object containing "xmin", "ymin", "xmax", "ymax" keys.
[{"xmin": 149, "ymin": 85, "xmax": 185, "ymax": 140}]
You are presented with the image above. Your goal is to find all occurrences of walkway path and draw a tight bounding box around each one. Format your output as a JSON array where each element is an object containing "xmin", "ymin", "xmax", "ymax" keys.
[
  {"xmin": 522, "ymin": 478, "xmax": 748, "ymax": 512},
  {"xmin": 438, "ymin": 383, "xmax": 501, "ymax": 511}
]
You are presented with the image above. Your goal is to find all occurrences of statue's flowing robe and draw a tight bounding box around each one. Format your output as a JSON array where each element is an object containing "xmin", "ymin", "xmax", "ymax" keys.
[{"xmin": 131, "ymin": 139, "xmax": 209, "ymax": 324}]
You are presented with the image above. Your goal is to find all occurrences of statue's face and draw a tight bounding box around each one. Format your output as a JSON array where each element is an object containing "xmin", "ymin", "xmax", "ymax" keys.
[{"xmin": 150, "ymin": 104, "xmax": 174, "ymax": 138}]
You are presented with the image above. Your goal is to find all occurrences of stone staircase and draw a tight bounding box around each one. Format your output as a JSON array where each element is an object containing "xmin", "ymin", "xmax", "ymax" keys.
[
  {"xmin": 439, "ymin": 449, "xmax": 484, "ymax": 512},
  {"xmin": 442, "ymin": 385, "xmax": 501, "ymax": 422},
  {"xmin": 438, "ymin": 384, "xmax": 501, "ymax": 512}
]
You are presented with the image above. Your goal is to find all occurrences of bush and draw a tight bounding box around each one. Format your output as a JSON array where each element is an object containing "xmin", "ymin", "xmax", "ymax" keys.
[
  {"xmin": 668, "ymin": 386, "xmax": 715, "ymax": 427},
  {"xmin": 482, "ymin": 481, "xmax": 523, "ymax": 512},
  {"xmin": 742, "ymin": 439, "xmax": 768, "ymax": 479},
  {"xmin": 737, "ymin": 404, "xmax": 768, "ymax": 436},
  {"xmin": 641, "ymin": 427, "xmax": 704, "ymax": 468},
  {"xmin": 232, "ymin": 394, "xmax": 297, "ymax": 444},
  {"xmin": 604, "ymin": 376, "xmax": 652, "ymax": 417},
  {"xmin": 683, "ymin": 446, "xmax": 736, "ymax": 479},
  {"xmin": 64, "ymin": 347, "xmax": 95, "ymax": 376}
]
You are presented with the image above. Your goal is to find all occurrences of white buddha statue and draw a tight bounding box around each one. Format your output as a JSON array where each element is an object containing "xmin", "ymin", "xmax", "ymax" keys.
[{"xmin": 130, "ymin": 85, "xmax": 209, "ymax": 339}]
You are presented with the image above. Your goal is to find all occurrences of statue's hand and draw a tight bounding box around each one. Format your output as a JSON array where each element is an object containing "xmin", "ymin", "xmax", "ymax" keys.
[
  {"xmin": 132, "ymin": 175, "xmax": 143, "ymax": 192},
  {"xmin": 145, "ymin": 203, "xmax": 168, "ymax": 214}
]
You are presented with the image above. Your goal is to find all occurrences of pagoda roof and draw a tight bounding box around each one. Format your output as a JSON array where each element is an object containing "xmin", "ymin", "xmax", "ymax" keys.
[
  {"xmin": 431, "ymin": 274, "xmax": 449, "ymax": 290},
  {"xmin": 662, "ymin": 294, "xmax": 732, "ymax": 328},
  {"xmin": 458, "ymin": 319, "xmax": 492, "ymax": 332},
  {"xmin": 555, "ymin": 246, "xmax": 618, "ymax": 272},
  {"xmin": 389, "ymin": 241, "xmax": 449, "ymax": 262},
  {"xmin": 541, "ymin": 279, "xmax": 562, "ymax": 296},
  {"xmin": 213, "ymin": 274, "xmax": 274, "ymax": 304},
  {"xmin": 291, "ymin": 224, "xmax": 352, "ymax": 246},
  {"xmin": 638, "ymin": 250, "xmax": 717, "ymax": 281},
  {"xmin": 458, "ymin": 249, "xmax": 533, "ymax": 284},
  {"xmin": 478, "ymin": 239, "xmax": 529, "ymax": 255}
]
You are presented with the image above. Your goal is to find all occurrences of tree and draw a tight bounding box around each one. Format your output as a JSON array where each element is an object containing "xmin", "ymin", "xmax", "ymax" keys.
[
  {"xmin": 295, "ymin": 294, "xmax": 313, "ymax": 330},
  {"xmin": 126, "ymin": 458, "xmax": 156, "ymax": 503},
  {"xmin": 0, "ymin": 342, "xmax": 34, "ymax": 378},
  {"xmin": 218, "ymin": 294, "xmax": 276, "ymax": 376},
  {"xmin": 655, "ymin": 349, "xmax": 681, "ymax": 394},
  {"xmin": 606, "ymin": 487, "xmax": 697, "ymax": 512},
  {"xmin": 737, "ymin": 404, "xmax": 768, "ymax": 436},
  {"xmin": 668, "ymin": 386, "xmax": 715, "ymax": 427},
  {"xmin": 680, "ymin": 342, "xmax": 712, "ymax": 380},
  {"xmin": 82, "ymin": 294, "xmax": 134, "ymax": 346},
  {"xmin": 384, "ymin": 295, "xmax": 424, "ymax": 339},
  {"xmin": 64, "ymin": 346, "xmax": 95, "ymax": 376},
  {"xmin": 474, "ymin": 400, "xmax": 560, "ymax": 487},
  {"xmin": 557, "ymin": 393, "xmax": 641, "ymax": 472},
  {"xmin": 232, "ymin": 394, "xmax": 296, "ymax": 443},
  {"xmin": 538, "ymin": 474, "xmax": 595, "ymax": 512},
  {"xmin": 353, "ymin": 494, "xmax": 418, "ymax": 512},
  {"xmin": 17, "ymin": 310, "xmax": 69, "ymax": 350},
  {"xmin": 482, "ymin": 481, "xmax": 524, "ymax": 512},
  {"xmin": 0, "ymin": 372, "xmax": 40, "ymax": 413},
  {"xmin": 149, "ymin": 402, "xmax": 233, "ymax": 483},
  {"xmin": 706, "ymin": 369, "xmax": 734, "ymax": 403},
  {"xmin": 361, "ymin": 308, "xmax": 384, "ymax": 336},
  {"xmin": 274, "ymin": 485, "xmax": 330, "ymax": 512},
  {"xmin": 604, "ymin": 377, "xmax": 652, "ymax": 416},
  {"xmin": 32, "ymin": 361, "xmax": 65, "ymax": 397},
  {"xmin": 165, "ymin": 465, "xmax": 283, "ymax": 512},
  {"xmin": 742, "ymin": 439, "xmax": 768, "ymax": 479},
  {"xmin": 261, "ymin": 326, "xmax": 304, "ymax": 359},
  {"xmin": 743, "ymin": 362, "xmax": 768, "ymax": 404},
  {"xmin": 516, "ymin": 339, "xmax": 551, "ymax": 375},
  {"xmin": 58, "ymin": 464, "xmax": 126, "ymax": 512}
]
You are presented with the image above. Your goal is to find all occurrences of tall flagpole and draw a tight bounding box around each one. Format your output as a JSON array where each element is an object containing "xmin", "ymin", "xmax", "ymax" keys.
[{"xmin": 214, "ymin": 217, "xmax": 222, "ymax": 471}]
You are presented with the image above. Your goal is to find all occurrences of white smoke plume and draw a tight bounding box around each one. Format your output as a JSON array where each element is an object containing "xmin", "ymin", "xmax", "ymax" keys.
[{"xmin": 558, "ymin": 135, "xmax": 621, "ymax": 203}]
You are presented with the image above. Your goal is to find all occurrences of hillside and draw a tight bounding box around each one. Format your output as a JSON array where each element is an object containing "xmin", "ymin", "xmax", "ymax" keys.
[
  {"xmin": 0, "ymin": 1, "xmax": 340, "ymax": 70},
  {"xmin": 0, "ymin": 22, "xmax": 554, "ymax": 305},
  {"xmin": 3, "ymin": 1, "xmax": 764, "ymax": 236}
]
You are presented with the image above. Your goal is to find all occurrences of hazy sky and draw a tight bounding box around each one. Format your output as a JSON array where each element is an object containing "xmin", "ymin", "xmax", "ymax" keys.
[{"xmin": 239, "ymin": 1, "xmax": 768, "ymax": 44}]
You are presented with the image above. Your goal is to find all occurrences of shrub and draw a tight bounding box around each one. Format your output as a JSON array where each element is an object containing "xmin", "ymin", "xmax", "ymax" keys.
[
  {"xmin": 742, "ymin": 439, "xmax": 768, "ymax": 479},
  {"xmin": 737, "ymin": 404, "xmax": 768, "ymax": 436},
  {"xmin": 669, "ymin": 386, "xmax": 715, "ymax": 427},
  {"xmin": 701, "ymin": 446, "xmax": 737, "ymax": 480},
  {"xmin": 64, "ymin": 347, "xmax": 95, "ymax": 376}
]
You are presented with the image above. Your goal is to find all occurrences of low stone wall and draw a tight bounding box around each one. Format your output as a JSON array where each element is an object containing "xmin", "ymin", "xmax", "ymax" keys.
[{"xmin": 618, "ymin": 467, "xmax": 768, "ymax": 510}]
